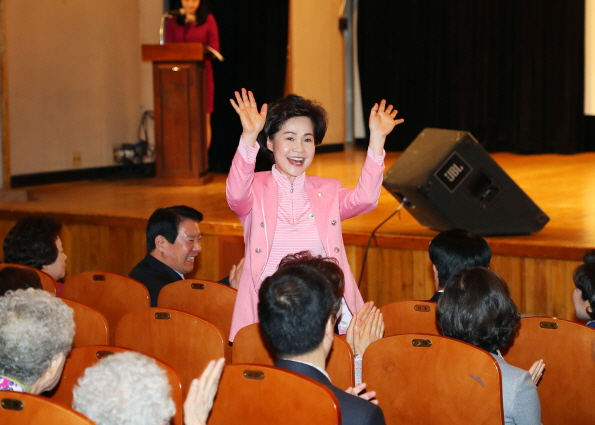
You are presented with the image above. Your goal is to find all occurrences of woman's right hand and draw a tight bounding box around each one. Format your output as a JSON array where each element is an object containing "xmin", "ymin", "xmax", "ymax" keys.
[{"xmin": 230, "ymin": 88, "xmax": 268, "ymax": 146}]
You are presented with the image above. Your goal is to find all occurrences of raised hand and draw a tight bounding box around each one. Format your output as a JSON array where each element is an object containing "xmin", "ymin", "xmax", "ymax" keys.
[
  {"xmin": 230, "ymin": 88, "xmax": 268, "ymax": 146},
  {"xmin": 528, "ymin": 359, "xmax": 545, "ymax": 385},
  {"xmin": 184, "ymin": 357, "xmax": 225, "ymax": 425},
  {"xmin": 368, "ymin": 99, "xmax": 404, "ymax": 155}
]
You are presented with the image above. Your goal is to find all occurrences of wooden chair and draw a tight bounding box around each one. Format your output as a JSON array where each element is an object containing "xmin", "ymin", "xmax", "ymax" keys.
[
  {"xmin": 0, "ymin": 263, "xmax": 57, "ymax": 295},
  {"xmin": 363, "ymin": 334, "xmax": 504, "ymax": 425},
  {"xmin": 158, "ymin": 278, "xmax": 237, "ymax": 342},
  {"xmin": 503, "ymin": 316, "xmax": 595, "ymax": 425},
  {"xmin": 0, "ymin": 391, "xmax": 94, "ymax": 425},
  {"xmin": 46, "ymin": 345, "xmax": 184, "ymax": 425},
  {"xmin": 60, "ymin": 298, "xmax": 109, "ymax": 348},
  {"xmin": 62, "ymin": 271, "xmax": 150, "ymax": 344},
  {"xmin": 232, "ymin": 323, "xmax": 355, "ymax": 389},
  {"xmin": 380, "ymin": 300, "xmax": 440, "ymax": 337},
  {"xmin": 116, "ymin": 307, "xmax": 226, "ymax": 395},
  {"xmin": 208, "ymin": 364, "xmax": 340, "ymax": 425}
]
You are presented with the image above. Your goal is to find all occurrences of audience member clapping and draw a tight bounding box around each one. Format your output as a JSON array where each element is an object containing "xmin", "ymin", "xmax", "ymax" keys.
[
  {"xmin": 572, "ymin": 249, "xmax": 595, "ymax": 328},
  {"xmin": 0, "ymin": 288, "xmax": 74, "ymax": 393},
  {"xmin": 0, "ymin": 266, "xmax": 42, "ymax": 295},
  {"xmin": 3, "ymin": 215, "xmax": 67, "ymax": 282},
  {"xmin": 436, "ymin": 268, "xmax": 541, "ymax": 425},
  {"xmin": 73, "ymin": 352, "xmax": 225, "ymax": 425}
]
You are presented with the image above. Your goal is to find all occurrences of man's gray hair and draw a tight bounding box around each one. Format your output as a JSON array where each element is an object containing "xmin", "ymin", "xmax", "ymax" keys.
[
  {"xmin": 73, "ymin": 351, "xmax": 176, "ymax": 425},
  {"xmin": 0, "ymin": 288, "xmax": 74, "ymax": 386}
]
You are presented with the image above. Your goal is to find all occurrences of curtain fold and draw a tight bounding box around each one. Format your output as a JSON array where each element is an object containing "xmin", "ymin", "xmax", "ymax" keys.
[{"xmin": 357, "ymin": 0, "xmax": 586, "ymax": 153}]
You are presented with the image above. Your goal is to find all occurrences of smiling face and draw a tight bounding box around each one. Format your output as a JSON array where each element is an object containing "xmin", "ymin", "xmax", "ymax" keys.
[
  {"xmin": 41, "ymin": 237, "xmax": 67, "ymax": 281},
  {"xmin": 181, "ymin": 0, "xmax": 200, "ymax": 15},
  {"xmin": 156, "ymin": 219, "xmax": 202, "ymax": 275},
  {"xmin": 266, "ymin": 116, "xmax": 316, "ymax": 180}
]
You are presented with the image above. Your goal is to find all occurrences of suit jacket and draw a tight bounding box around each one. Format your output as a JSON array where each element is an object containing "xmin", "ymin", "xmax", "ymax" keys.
[
  {"xmin": 129, "ymin": 253, "xmax": 181, "ymax": 307},
  {"xmin": 429, "ymin": 291, "xmax": 442, "ymax": 302},
  {"xmin": 227, "ymin": 142, "xmax": 384, "ymax": 340},
  {"xmin": 492, "ymin": 354, "xmax": 541, "ymax": 425},
  {"xmin": 275, "ymin": 359, "xmax": 386, "ymax": 425}
]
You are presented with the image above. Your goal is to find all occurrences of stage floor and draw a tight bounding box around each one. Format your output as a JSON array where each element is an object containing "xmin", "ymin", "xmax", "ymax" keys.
[{"xmin": 0, "ymin": 148, "xmax": 593, "ymax": 321}]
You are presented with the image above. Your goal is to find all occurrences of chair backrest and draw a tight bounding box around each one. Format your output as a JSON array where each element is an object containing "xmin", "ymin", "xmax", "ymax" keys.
[
  {"xmin": 380, "ymin": 300, "xmax": 440, "ymax": 337},
  {"xmin": 116, "ymin": 307, "xmax": 226, "ymax": 396},
  {"xmin": 47, "ymin": 345, "xmax": 184, "ymax": 425},
  {"xmin": 0, "ymin": 263, "xmax": 57, "ymax": 295},
  {"xmin": 208, "ymin": 364, "xmax": 340, "ymax": 425},
  {"xmin": 503, "ymin": 316, "xmax": 595, "ymax": 425},
  {"xmin": 0, "ymin": 391, "xmax": 95, "ymax": 425},
  {"xmin": 158, "ymin": 278, "xmax": 237, "ymax": 342},
  {"xmin": 60, "ymin": 298, "xmax": 109, "ymax": 348},
  {"xmin": 363, "ymin": 334, "xmax": 504, "ymax": 425},
  {"xmin": 232, "ymin": 323, "xmax": 354, "ymax": 389},
  {"xmin": 63, "ymin": 271, "xmax": 150, "ymax": 344}
]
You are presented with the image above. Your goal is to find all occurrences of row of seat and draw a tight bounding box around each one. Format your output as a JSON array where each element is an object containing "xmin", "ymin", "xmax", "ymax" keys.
[
  {"xmin": 4, "ymin": 266, "xmax": 595, "ymax": 424},
  {"xmin": 2, "ymin": 353, "xmax": 344, "ymax": 425}
]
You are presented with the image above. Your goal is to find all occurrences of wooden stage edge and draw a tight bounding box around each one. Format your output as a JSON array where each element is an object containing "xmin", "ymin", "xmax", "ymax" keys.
[{"xmin": 0, "ymin": 149, "xmax": 593, "ymax": 323}]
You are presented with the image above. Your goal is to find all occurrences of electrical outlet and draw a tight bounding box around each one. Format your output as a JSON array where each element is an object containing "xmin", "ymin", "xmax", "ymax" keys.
[{"xmin": 72, "ymin": 151, "xmax": 82, "ymax": 167}]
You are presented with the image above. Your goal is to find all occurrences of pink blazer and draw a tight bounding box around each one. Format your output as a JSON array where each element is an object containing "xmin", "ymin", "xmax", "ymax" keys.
[{"xmin": 226, "ymin": 144, "xmax": 385, "ymax": 341}]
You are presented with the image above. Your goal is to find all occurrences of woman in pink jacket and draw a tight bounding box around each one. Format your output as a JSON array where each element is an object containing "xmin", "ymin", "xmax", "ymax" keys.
[{"xmin": 227, "ymin": 89, "xmax": 403, "ymax": 341}]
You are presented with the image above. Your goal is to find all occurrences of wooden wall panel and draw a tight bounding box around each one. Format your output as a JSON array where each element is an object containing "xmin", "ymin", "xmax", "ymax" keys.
[{"xmin": 0, "ymin": 217, "xmax": 583, "ymax": 323}]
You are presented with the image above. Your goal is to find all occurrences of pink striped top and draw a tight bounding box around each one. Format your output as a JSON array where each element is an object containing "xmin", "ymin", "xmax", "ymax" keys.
[{"xmin": 260, "ymin": 165, "xmax": 326, "ymax": 280}]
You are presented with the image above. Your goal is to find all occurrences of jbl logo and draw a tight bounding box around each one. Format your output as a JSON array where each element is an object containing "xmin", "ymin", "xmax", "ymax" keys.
[{"xmin": 435, "ymin": 152, "xmax": 471, "ymax": 192}]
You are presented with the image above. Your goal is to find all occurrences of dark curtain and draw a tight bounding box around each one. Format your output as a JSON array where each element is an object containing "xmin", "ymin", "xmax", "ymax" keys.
[
  {"xmin": 167, "ymin": 0, "xmax": 289, "ymax": 172},
  {"xmin": 357, "ymin": 1, "xmax": 586, "ymax": 154},
  {"xmin": 209, "ymin": 1, "xmax": 289, "ymax": 172}
]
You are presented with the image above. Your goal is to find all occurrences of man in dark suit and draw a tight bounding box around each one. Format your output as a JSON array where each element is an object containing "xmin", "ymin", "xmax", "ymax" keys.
[
  {"xmin": 258, "ymin": 260, "xmax": 386, "ymax": 425},
  {"xmin": 129, "ymin": 205, "xmax": 244, "ymax": 306},
  {"xmin": 428, "ymin": 229, "xmax": 491, "ymax": 302},
  {"xmin": 129, "ymin": 205, "xmax": 204, "ymax": 306}
]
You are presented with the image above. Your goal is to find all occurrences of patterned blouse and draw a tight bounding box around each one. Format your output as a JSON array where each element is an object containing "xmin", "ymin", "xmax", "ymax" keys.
[{"xmin": 0, "ymin": 375, "xmax": 27, "ymax": 392}]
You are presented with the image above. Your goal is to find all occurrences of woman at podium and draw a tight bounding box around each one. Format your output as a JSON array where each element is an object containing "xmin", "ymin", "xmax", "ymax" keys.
[{"xmin": 165, "ymin": 0, "xmax": 220, "ymax": 147}]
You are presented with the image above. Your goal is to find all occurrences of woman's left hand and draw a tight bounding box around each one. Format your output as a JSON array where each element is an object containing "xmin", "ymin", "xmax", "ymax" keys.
[{"xmin": 368, "ymin": 100, "xmax": 404, "ymax": 154}]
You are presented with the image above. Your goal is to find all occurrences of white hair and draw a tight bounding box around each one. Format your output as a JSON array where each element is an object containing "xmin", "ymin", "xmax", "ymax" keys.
[
  {"xmin": 73, "ymin": 352, "xmax": 176, "ymax": 425},
  {"xmin": 0, "ymin": 288, "xmax": 74, "ymax": 386}
]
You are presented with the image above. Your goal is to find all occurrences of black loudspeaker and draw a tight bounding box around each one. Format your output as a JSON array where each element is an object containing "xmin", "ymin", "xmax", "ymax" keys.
[{"xmin": 383, "ymin": 128, "xmax": 549, "ymax": 236}]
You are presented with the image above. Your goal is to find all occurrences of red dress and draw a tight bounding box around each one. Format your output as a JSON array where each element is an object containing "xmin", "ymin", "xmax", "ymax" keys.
[{"xmin": 165, "ymin": 14, "xmax": 220, "ymax": 113}]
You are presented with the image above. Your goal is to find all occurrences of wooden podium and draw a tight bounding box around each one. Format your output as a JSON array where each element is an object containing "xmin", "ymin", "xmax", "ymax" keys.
[{"xmin": 142, "ymin": 43, "xmax": 212, "ymax": 185}]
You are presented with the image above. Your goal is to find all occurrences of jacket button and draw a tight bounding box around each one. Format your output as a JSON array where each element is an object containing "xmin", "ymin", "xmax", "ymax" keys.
[
  {"xmin": 260, "ymin": 222, "xmax": 264, "ymax": 227},
  {"xmin": 317, "ymin": 192, "xmax": 322, "ymax": 197},
  {"xmin": 334, "ymin": 247, "xmax": 340, "ymax": 252},
  {"xmin": 255, "ymin": 248, "xmax": 261, "ymax": 253},
  {"xmin": 331, "ymin": 220, "xmax": 337, "ymax": 225}
]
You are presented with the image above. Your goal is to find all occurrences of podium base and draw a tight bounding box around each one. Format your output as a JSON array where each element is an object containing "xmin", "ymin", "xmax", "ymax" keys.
[{"xmin": 151, "ymin": 174, "xmax": 213, "ymax": 186}]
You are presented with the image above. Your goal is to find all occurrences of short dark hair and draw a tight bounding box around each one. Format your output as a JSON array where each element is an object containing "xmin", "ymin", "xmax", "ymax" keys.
[
  {"xmin": 573, "ymin": 249, "xmax": 595, "ymax": 320},
  {"xmin": 0, "ymin": 267, "xmax": 42, "ymax": 296},
  {"xmin": 278, "ymin": 251, "xmax": 345, "ymax": 302},
  {"xmin": 146, "ymin": 206, "xmax": 203, "ymax": 252},
  {"xmin": 256, "ymin": 94, "xmax": 328, "ymax": 163},
  {"xmin": 258, "ymin": 264, "xmax": 338, "ymax": 357},
  {"xmin": 429, "ymin": 229, "xmax": 492, "ymax": 289},
  {"xmin": 436, "ymin": 267, "xmax": 520, "ymax": 353},
  {"xmin": 3, "ymin": 216, "xmax": 62, "ymax": 269}
]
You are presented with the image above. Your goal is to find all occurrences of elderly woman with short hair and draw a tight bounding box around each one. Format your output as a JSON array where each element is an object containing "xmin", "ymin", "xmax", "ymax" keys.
[
  {"xmin": 436, "ymin": 267, "xmax": 541, "ymax": 425},
  {"xmin": 0, "ymin": 288, "xmax": 74, "ymax": 393},
  {"xmin": 73, "ymin": 351, "xmax": 225, "ymax": 425}
]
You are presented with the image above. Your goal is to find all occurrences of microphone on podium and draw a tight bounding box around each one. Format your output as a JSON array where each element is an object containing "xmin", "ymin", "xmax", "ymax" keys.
[{"xmin": 159, "ymin": 11, "xmax": 177, "ymax": 45}]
